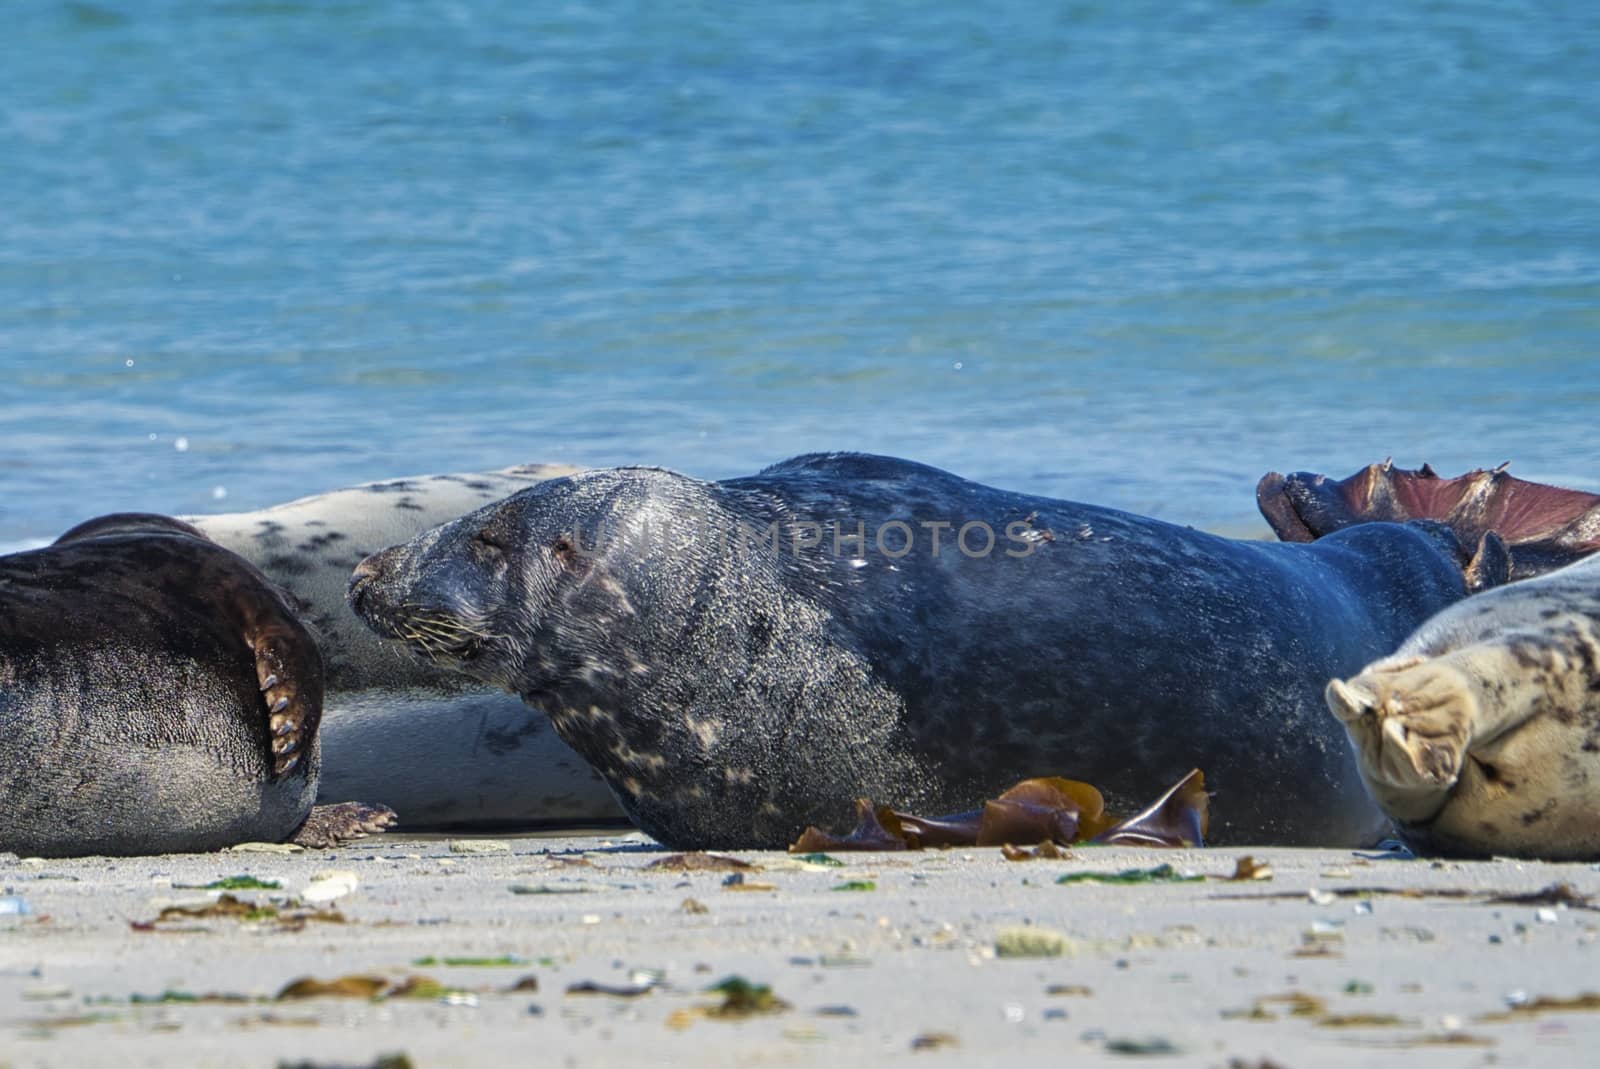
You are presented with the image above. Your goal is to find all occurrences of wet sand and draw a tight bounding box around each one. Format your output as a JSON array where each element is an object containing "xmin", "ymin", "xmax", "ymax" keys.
[{"xmin": 2, "ymin": 836, "xmax": 1597, "ymax": 1068}]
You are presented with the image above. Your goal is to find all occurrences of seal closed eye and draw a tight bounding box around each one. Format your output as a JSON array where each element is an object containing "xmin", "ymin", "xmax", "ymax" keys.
[{"xmin": 0, "ymin": 513, "xmax": 395, "ymax": 857}]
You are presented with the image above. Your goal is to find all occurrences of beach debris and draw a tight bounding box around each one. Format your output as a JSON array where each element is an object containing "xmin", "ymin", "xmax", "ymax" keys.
[
  {"xmin": 1104, "ymin": 1036, "xmax": 1181, "ymax": 1056},
  {"xmin": 129, "ymin": 990, "xmax": 250, "ymax": 1005},
  {"xmin": 1002, "ymin": 841, "xmax": 1072, "ymax": 861},
  {"xmin": 22, "ymin": 984, "xmax": 74, "ymax": 1001},
  {"xmin": 910, "ymin": 1032, "xmax": 959, "ymax": 1051},
  {"xmin": 0, "ymin": 894, "xmax": 33, "ymax": 915},
  {"xmin": 410, "ymin": 955, "xmax": 526, "ymax": 967},
  {"xmin": 1352, "ymin": 839, "xmax": 1416, "ymax": 861},
  {"xmin": 303, "ymin": 870, "xmax": 359, "ymax": 904},
  {"xmin": 720, "ymin": 873, "xmax": 778, "ymax": 891},
  {"xmin": 506, "ymin": 976, "xmax": 540, "ymax": 993},
  {"xmin": 175, "ymin": 875, "xmax": 281, "ymax": 891},
  {"xmin": 831, "ymin": 880, "xmax": 876, "ymax": 892},
  {"xmin": 1214, "ymin": 881, "xmax": 1597, "ymax": 910},
  {"xmin": 995, "ymin": 925, "xmax": 1072, "ymax": 959},
  {"xmin": 1046, "ymin": 983, "xmax": 1093, "ymax": 997},
  {"xmin": 1316, "ymin": 1012, "xmax": 1407, "ymax": 1028},
  {"xmin": 815, "ymin": 1005, "xmax": 859, "ymax": 1017},
  {"xmin": 1228, "ymin": 856, "xmax": 1273, "ymax": 881},
  {"xmin": 1487, "ymin": 882, "xmax": 1591, "ymax": 908},
  {"xmin": 277, "ymin": 1055, "xmax": 414, "ymax": 1069},
  {"xmin": 1096, "ymin": 770, "xmax": 1207, "ymax": 847},
  {"xmin": 566, "ymin": 979, "xmax": 656, "ymax": 998},
  {"xmin": 792, "ymin": 852, "xmax": 844, "ymax": 867},
  {"xmin": 1057, "ymin": 864, "xmax": 1201, "ymax": 886},
  {"xmin": 705, "ymin": 976, "xmax": 789, "ymax": 1018},
  {"xmin": 790, "ymin": 770, "xmax": 1207, "ymax": 852},
  {"xmin": 679, "ymin": 897, "xmax": 709, "ymax": 914},
  {"xmin": 1225, "ymin": 992, "xmax": 1326, "ymax": 1021},
  {"xmin": 1343, "ymin": 980, "xmax": 1376, "ymax": 995},
  {"xmin": 146, "ymin": 893, "xmax": 271, "ymax": 922},
  {"xmin": 509, "ymin": 883, "xmax": 595, "ymax": 895},
  {"xmin": 131, "ymin": 893, "xmax": 344, "ymax": 932},
  {"xmin": 275, "ymin": 975, "xmax": 460, "ymax": 1002},
  {"xmin": 819, "ymin": 952, "xmax": 872, "ymax": 968},
  {"xmin": 276, "ymin": 976, "xmax": 390, "ymax": 1000},
  {"xmin": 645, "ymin": 852, "xmax": 756, "ymax": 872},
  {"xmin": 448, "ymin": 839, "xmax": 511, "ymax": 854},
  {"xmin": 225, "ymin": 841, "xmax": 303, "ymax": 854},
  {"xmin": 1477, "ymin": 991, "xmax": 1600, "ymax": 1022},
  {"xmin": 790, "ymin": 800, "xmax": 908, "ymax": 852},
  {"xmin": 1400, "ymin": 1033, "xmax": 1497, "ymax": 1047},
  {"xmin": 666, "ymin": 975, "xmax": 791, "ymax": 1029}
]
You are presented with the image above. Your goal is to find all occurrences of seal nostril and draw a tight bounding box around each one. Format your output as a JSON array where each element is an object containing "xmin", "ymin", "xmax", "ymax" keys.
[{"xmin": 346, "ymin": 571, "xmax": 374, "ymax": 613}]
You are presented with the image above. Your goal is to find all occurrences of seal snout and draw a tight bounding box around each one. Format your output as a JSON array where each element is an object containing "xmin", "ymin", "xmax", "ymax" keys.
[{"xmin": 346, "ymin": 549, "xmax": 398, "ymax": 621}]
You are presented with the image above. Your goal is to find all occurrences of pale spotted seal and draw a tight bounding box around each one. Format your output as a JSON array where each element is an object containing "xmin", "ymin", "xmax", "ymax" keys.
[
  {"xmin": 346, "ymin": 452, "xmax": 1512, "ymax": 850},
  {"xmin": 1326, "ymin": 553, "xmax": 1600, "ymax": 859},
  {"xmin": 186, "ymin": 464, "xmax": 625, "ymax": 830},
  {"xmin": 0, "ymin": 514, "xmax": 394, "ymax": 857}
]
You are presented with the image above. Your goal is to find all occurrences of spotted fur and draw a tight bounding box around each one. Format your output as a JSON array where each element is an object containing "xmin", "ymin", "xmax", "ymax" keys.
[{"xmin": 1327, "ymin": 554, "xmax": 1600, "ymax": 859}]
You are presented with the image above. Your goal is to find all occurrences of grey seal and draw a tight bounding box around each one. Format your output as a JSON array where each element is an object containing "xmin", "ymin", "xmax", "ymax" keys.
[
  {"xmin": 0, "ymin": 514, "xmax": 394, "ymax": 857},
  {"xmin": 1326, "ymin": 553, "xmax": 1600, "ymax": 859},
  {"xmin": 186, "ymin": 464, "xmax": 625, "ymax": 829},
  {"xmin": 346, "ymin": 452, "xmax": 1509, "ymax": 850}
]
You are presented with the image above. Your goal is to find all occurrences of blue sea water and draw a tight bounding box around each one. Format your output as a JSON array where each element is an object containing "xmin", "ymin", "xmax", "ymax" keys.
[{"xmin": 2, "ymin": 0, "xmax": 1597, "ymax": 546}]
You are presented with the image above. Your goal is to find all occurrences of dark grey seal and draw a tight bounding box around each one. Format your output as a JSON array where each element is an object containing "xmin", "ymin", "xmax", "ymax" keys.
[
  {"xmin": 0, "ymin": 514, "xmax": 395, "ymax": 857},
  {"xmin": 347, "ymin": 453, "xmax": 1505, "ymax": 850}
]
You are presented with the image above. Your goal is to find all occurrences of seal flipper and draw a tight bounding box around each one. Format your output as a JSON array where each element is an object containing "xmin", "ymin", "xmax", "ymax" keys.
[
  {"xmin": 191, "ymin": 549, "xmax": 323, "ymax": 777},
  {"xmin": 289, "ymin": 802, "xmax": 398, "ymax": 847},
  {"xmin": 1257, "ymin": 462, "xmax": 1600, "ymax": 578},
  {"xmin": 1464, "ymin": 531, "xmax": 1511, "ymax": 594},
  {"xmin": 251, "ymin": 629, "xmax": 314, "ymax": 774}
]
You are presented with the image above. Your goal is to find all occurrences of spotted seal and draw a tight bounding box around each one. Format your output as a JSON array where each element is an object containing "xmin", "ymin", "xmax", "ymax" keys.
[
  {"xmin": 346, "ymin": 452, "xmax": 1514, "ymax": 850},
  {"xmin": 186, "ymin": 464, "xmax": 625, "ymax": 829},
  {"xmin": 0, "ymin": 514, "xmax": 394, "ymax": 857},
  {"xmin": 1326, "ymin": 553, "xmax": 1600, "ymax": 859}
]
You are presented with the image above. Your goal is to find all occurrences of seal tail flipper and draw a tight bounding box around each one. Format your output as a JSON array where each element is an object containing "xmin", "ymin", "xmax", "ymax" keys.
[{"xmin": 1257, "ymin": 462, "xmax": 1600, "ymax": 578}]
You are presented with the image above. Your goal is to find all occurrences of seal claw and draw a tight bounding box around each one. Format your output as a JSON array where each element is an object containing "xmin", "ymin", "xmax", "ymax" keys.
[{"xmin": 289, "ymin": 801, "xmax": 398, "ymax": 848}]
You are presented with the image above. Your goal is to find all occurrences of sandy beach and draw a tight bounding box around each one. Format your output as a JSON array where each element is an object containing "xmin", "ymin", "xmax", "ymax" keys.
[{"xmin": 3, "ymin": 836, "xmax": 1597, "ymax": 1068}]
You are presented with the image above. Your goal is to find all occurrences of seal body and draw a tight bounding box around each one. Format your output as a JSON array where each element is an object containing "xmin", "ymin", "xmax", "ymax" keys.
[
  {"xmin": 348, "ymin": 453, "xmax": 1491, "ymax": 850},
  {"xmin": 1326, "ymin": 554, "xmax": 1600, "ymax": 859},
  {"xmin": 0, "ymin": 516, "xmax": 324, "ymax": 856},
  {"xmin": 187, "ymin": 465, "xmax": 625, "ymax": 829}
]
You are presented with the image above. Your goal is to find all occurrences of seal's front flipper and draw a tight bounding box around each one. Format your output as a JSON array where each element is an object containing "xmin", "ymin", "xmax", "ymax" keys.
[
  {"xmin": 1326, "ymin": 664, "xmax": 1473, "ymax": 824},
  {"xmin": 290, "ymin": 802, "xmax": 398, "ymax": 847},
  {"xmin": 251, "ymin": 630, "xmax": 312, "ymax": 774}
]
